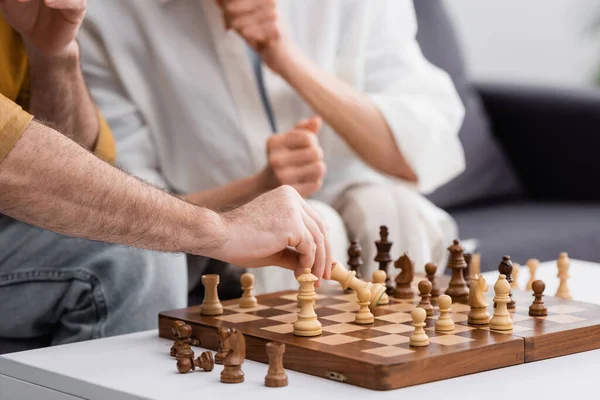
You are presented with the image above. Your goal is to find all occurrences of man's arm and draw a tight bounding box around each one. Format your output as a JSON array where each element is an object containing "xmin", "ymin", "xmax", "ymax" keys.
[{"xmin": 0, "ymin": 120, "xmax": 332, "ymax": 281}]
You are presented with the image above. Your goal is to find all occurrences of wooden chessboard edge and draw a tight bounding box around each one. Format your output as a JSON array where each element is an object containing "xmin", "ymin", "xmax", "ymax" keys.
[{"xmin": 524, "ymin": 324, "xmax": 600, "ymax": 362}]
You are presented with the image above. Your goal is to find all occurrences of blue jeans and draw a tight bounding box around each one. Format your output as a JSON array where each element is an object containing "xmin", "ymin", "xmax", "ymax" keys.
[{"xmin": 0, "ymin": 216, "xmax": 187, "ymax": 345}]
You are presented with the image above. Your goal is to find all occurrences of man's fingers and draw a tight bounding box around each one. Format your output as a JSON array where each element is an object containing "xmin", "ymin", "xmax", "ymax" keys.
[
  {"xmin": 269, "ymin": 146, "xmax": 323, "ymax": 168},
  {"xmin": 276, "ymin": 162, "xmax": 326, "ymax": 185},
  {"xmin": 289, "ymin": 219, "xmax": 316, "ymax": 282},
  {"xmin": 267, "ymin": 129, "xmax": 316, "ymax": 151},
  {"xmin": 301, "ymin": 201, "xmax": 333, "ymax": 281},
  {"xmin": 294, "ymin": 116, "xmax": 322, "ymax": 134},
  {"xmin": 301, "ymin": 209, "xmax": 325, "ymax": 286},
  {"xmin": 43, "ymin": 0, "xmax": 86, "ymax": 10},
  {"xmin": 242, "ymin": 248, "xmax": 299, "ymax": 271}
]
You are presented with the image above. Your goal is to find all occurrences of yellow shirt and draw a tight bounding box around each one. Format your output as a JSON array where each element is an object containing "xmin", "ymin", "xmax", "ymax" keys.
[{"xmin": 0, "ymin": 18, "xmax": 115, "ymax": 165}]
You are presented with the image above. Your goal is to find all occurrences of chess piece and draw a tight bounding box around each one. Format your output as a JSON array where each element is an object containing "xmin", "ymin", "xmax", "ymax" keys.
[
  {"xmin": 490, "ymin": 275, "xmax": 513, "ymax": 331},
  {"xmin": 200, "ymin": 274, "xmax": 223, "ymax": 316},
  {"xmin": 526, "ymin": 258, "xmax": 539, "ymax": 290},
  {"xmin": 330, "ymin": 262, "xmax": 385, "ymax": 309},
  {"xmin": 347, "ymin": 240, "xmax": 363, "ymax": 281},
  {"xmin": 293, "ymin": 268, "xmax": 322, "ymax": 337},
  {"xmin": 425, "ymin": 262, "xmax": 440, "ymax": 305},
  {"xmin": 471, "ymin": 253, "xmax": 481, "ymax": 276},
  {"xmin": 193, "ymin": 351, "xmax": 215, "ymax": 372},
  {"xmin": 555, "ymin": 252, "xmax": 573, "ymax": 300},
  {"xmin": 435, "ymin": 294, "xmax": 455, "ymax": 332},
  {"xmin": 417, "ymin": 280, "xmax": 434, "ymax": 317},
  {"xmin": 372, "ymin": 270, "xmax": 389, "ymax": 305},
  {"xmin": 529, "ymin": 280, "xmax": 548, "ymax": 317},
  {"xmin": 498, "ymin": 256, "xmax": 515, "ymax": 310},
  {"xmin": 463, "ymin": 253, "xmax": 473, "ymax": 288},
  {"xmin": 468, "ymin": 275, "xmax": 491, "ymax": 325},
  {"xmin": 511, "ymin": 263, "xmax": 520, "ymax": 289},
  {"xmin": 355, "ymin": 288, "xmax": 375, "ymax": 324},
  {"xmin": 393, "ymin": 253, "xmax": 414, "ymax": 299},
  {"xmin": 374, "ymin": 226, "xmax": 395, "ymax": 294},
  {"xmin": 240, "ymin": 272, "xmax": 258, "ymax": 308},
  {"xmin": 170, "ymin": 320, "xmax": 186, "ymax": 357},
  {"xmin": 175, "ymin": 324, "xmax": 196, "ymax": 374},
  {"xmin": 409, "ymin": 308, "xmax": 429, "ymax": 347},
  {"xmin": 445, "ymin": 240, "xmax": 469, "ymax": 304},
  {"xmin": 219, "ymin": 327, "xmax": 246, "ymax": 384},
  {"xmin": 265, "ymin": 342, "xmax": 288, "ymax": 387}
]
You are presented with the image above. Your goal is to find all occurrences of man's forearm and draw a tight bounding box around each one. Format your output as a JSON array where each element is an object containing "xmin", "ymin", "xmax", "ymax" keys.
[
  {"xmin": 0, "ymin": 120, "xmax": 226, "ymax": 255},
  {"xmin": 267, "ymin": 42, "xmax": 417, "ymax": 182},
  {"xmin": 26, "ymin": 43, "xmax": 99, "ymax": 151}
]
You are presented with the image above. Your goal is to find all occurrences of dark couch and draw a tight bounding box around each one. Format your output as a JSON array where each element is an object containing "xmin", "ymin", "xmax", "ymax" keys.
[
  {"xmin": 415, "ymin": 0, "xmax": 600, "ymax": 271},
  {"xmin": 3, "ymin": 0, "xmax": 599, "ymax": 356}
]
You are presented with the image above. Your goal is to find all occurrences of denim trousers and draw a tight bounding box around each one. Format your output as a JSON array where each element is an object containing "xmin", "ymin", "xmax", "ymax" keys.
[{"xmin": 0, "ymin": 216, "xmax": 187, "ymax": 345}]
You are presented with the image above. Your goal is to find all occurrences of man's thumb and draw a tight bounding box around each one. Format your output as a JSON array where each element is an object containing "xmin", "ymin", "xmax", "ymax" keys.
[{"xmin": 294, "ymin": 116, "xmax": 322, "ymax": 134}]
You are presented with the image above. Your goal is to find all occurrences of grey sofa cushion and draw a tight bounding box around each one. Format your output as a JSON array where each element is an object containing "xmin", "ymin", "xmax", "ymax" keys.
[
  {"xmin": 413, "ymin": 0, "xmax": 522, "ymax": 208},
  {"xmin": 451, "ymin": 202, "xmax": 600, "ymax": 272}
]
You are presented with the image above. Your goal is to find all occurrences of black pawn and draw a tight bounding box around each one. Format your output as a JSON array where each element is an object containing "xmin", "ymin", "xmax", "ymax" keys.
[{"xmin": 529, "ymin": 280, "xmax": 548, "ymax": 316}]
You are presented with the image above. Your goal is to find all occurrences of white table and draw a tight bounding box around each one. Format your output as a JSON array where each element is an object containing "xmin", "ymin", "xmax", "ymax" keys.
[{"xmin": 2, "ymin": 259, "xmax": 599, "ymax": 400}]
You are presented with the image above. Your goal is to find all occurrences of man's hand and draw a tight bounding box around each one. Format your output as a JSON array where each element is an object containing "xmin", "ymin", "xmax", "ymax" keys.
[
  {"xmin": 213, "ymin": 186, "xmax": 333, "ymax": 285},
  {"xmin": 0, "ymin": 0, "xmax": 87, "ymax": 57},
  {"xmin": 261, "ymin": 116, "xmax": 326, "ymax": 198}
]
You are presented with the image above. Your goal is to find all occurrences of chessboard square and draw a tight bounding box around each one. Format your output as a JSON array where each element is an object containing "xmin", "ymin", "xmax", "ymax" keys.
[
  {"xmin": 261, "ymin": 323, "xmax": 294, "ymax": 334},
  {"xmin": 372, "ymin": 324, "xmax": 414, "ymax": 334},
  {"xmin": 214, "ymin": 313, "xmax": 263, "ymax": 323},
  {"xmin": 544, "ymin": 314, "xmax": 587, "ymax": 324},
  {"xmin": 429, "ymin": 335, "xmax": 475, "ymax": 346},
  {"xmin": 267, "ymin": 313, "xmax": 298, "ymax": 323},
  {"xmin": 321, "ymin": 313, "xmax": 356, "ymax": 323},
  {"xmin": 322, "ymin": 323, "xmax": 366, "ymax": 334},
  {"xmin": 223, "ymin": 304, "xmax": 270, "ymax": 313},
  {"xmin": 366, "ymin": 335, "xmax": 410, "ymax": 346},
  {"xmin": 450, "ymin": 303, "xmax": 471, "ymax": 313},
  {"xmin": 311, "ymin": 334, "xmax": 362, "ymax": 346},
  {"xmin": 327, "ymin": 302, "xmax": 360, "ymax": 312},
  {"xmin": 332, "ymin": 293, "xmax": 358, "ymax": 302},
  {"xmin": 376, "ymin": 312, "xmax": 413, "ymax": 324},
  {"xmin": 547, "ymin": 305, "xmax": 586, "ymax": 315},
  {"xmin": 425, "ymin": 324, "xmax": 474, "ymax": 334},
  {"xmin": 362, "ymin": 345, "xmax": 415, "ymax": 358},
  {"xmin": 380, "ymin": 303, "xmax": 415, "ymax": 312},
  {"xmin": 510, "ymin": 313, "xmax": 533, "ymax": 323}
]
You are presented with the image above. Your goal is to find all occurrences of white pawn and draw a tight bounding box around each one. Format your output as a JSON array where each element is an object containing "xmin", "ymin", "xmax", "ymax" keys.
[
  {"xmin": 355, "ymin": 288, "xmax": 375, "ymax": 324},
  {"xmin": 409, "ymin": 308, "xmax": 429, "ymax": 347},
  {"xmin": 490, "ymin": 274, "xmax": 513, "ymax": 331},
  {"xmin": 372, "ymin": 270, "xmax": 389, "ymax": 305},
  {"xmin": 239, "ymin": 272, "xmax": 258, "ymax": 308},
  {"xmin": 435, "ymin": 295, "xmax": 455, "ymax": 332}
]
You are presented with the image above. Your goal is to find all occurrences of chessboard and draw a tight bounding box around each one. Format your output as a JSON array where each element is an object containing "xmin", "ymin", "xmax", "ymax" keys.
[{"xmin": 158, "ymin": 275, "xmax": 600, "ymax": 391}]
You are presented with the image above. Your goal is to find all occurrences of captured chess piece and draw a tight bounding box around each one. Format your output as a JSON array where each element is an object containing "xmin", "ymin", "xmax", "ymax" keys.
[
  {"xmin": 435, "ymin": 295, "xmax": 455, "ymax": 332},
  {"xmin": 511, "ymin": 263, "xmax": 520, "ymax": 289},
  {"xmin": 293, "ymin": 268, "xmax": 322, "ymax": 337},
  {"xmin": 265, "ymin": 342, "xmax": 288, "ymax": 388},
  {"xmin": 200, "ymin": 274, "xmax": 223, "ymax": 316},
  {"xmin": 468, "ymin": 274, "xmax": 491, "ymax": 325},
  {"xmin": 240, "ymin": 272, "xmax": 258, "ymax": 308},
  {"xmin": 555, "ymin": 252, "xmax": 572, "ymax": 300},
  {"xmin": 393, "ymin": 253, "xmax": 414, "ymax": 299},
  {"xmin": 194, "ymin": 351, "xmax": 215, "ymax": 372},
  {"xmin": 355, "ymin": 288, "xmax": 375, "ymax": 324},
  {"xmin": 498, "ymin": 256, "xmax": 515, "ymax": 309},
  {"xmin": 425, "ymin": 262, "xmax": 440, "ymax": 305},
  {"xmin": 463, "ymin": 253, "xmax": 473, "ymax": 288},
  {"xmin": 347, "ymin": 240, "xmax": 363, "ymax": 281},
  {"xmin": 374, "ymin": 226, "xmax": 395, "ymax": 294},
  {"xmin": 526, "ymin": 258, "xmax": 539, "ymax": 291},
  {"xmin": 372, "ymin": 270, "xmax": 390, "ymax": 305},
  {"xmin": 219, "ymin": 327, "xmax": 246, "ymax": 384},
  {"xmin": 417, "ymin": 280, "xmax": 434, "ymax": 317},
  {"xmin": 329, "ymin": 262, "xmax": 385, "ymax": 309},
  {"xmin": 175, "ymin": 324, "xmax": 197, "ymax": 374},
  {"xmin": 445, "ymin": 240, "xmax": 469, "ymax": 304},
  {"xmin": 490, "ymin": 275, "xmax": 513, "ymax": 331},
  {"xmin": 409, "ymin": 307, "xmax": 429, "ymax": 347},
  {"xmin": 170, "ymin": 320, "xmax": 186, "ymax": 357},
  {"xmin": 529, "ymin": 280, "xmax": 548, "ymax": 317}
]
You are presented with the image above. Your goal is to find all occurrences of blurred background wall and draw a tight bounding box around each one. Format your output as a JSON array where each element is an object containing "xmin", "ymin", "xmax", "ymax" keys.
[{"xmin": 444, "ymin": 0, "xmax": 599, "ymax": 88}]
